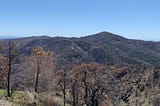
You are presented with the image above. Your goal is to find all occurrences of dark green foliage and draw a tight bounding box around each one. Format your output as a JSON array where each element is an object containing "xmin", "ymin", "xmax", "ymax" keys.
[{"xmin": 1, "ymin": 31, "xmax": 160, "ymax": 67}]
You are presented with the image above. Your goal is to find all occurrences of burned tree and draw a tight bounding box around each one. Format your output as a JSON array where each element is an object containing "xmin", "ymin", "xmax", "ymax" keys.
[
  {"xmin": 0, "ymin": 41, "xmax": 19, "ymax": 97},
  {"xmin": 57, "ymin": 66, "xmax": 70, "ymax": 106},
  {"xmin": 29, "ymin": 47, "xmax": 54, "ymax": 105},
  {"xmin": 72, "ymin": 63, "xmax": 109, "ymax": 106}
]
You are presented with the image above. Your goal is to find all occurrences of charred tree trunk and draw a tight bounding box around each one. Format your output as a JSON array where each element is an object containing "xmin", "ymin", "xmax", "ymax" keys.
[
  {"xmin": 71, "ymin": 79, "xmax": 78, "ymax": 106},
  {"xmin": 83, "ymin": 71, "xmax": 90, "ymax": 106},
  {"xmin": 34, "ymin": 62, "xmax": 40, "ymax": 106},
  {"xmin": 7, "ymin": 53, "xmax": 11, "ymax": 97},
  {"xmin": 34, "ymin": 62, "xmax": 40, "ymax": 93},
  {"xmin": 63, "ymin": 72, "xmax": 66, "ymax": 106},
  {"xmin": 7, "ymin": 42, "xmax": 12, "ymax": 97}
]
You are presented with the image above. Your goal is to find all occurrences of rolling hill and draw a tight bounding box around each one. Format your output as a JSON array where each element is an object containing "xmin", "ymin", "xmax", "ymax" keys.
[{"xmin": 2, "ymin": 31, "xmax": 160, "ymax": 67}]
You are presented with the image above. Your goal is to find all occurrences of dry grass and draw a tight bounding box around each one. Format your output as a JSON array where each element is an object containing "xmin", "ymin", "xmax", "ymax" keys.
[
  {"xmin": 0, "ymin": 89, "xmax": 72, "ymax": 106},
  {"xmin": 0, "ymin": 99, "xmax": 12, "ymax": 106}
]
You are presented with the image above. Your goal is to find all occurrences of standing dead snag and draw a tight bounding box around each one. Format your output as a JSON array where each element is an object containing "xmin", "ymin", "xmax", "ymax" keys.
[
  {"xmin": 31, "ymin": 47, "xmax": 54, "ymax": 105},
  {"xmin": 70, "ymin": 79, "xmax": 77, "ymax": 106},
  {"xmin": 69, "ymin": 71, "xmax": 81, "ymax": 106},
  {"xmin": 7, "ymin": 42, "xmax": 13, "ymax": 97},
  {"xmin": 72, "ymin": 63, "xmax": 108, "ymax": 106},
  {"xmin": 0, "ymin": 41, "xmax": 18, "ymax": 97},
  {"xmin": 57, "ymin": 66, "xmax": 70, "ymax": 106},
  {"xmin": 7, "ymin": 41, "xmax": 19, "ymax": 97}
]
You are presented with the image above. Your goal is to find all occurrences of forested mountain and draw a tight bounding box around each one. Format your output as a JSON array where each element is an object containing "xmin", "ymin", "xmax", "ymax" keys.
[{"xmin": 2, "ymin": 31, "xmax": 160, "ymax": 67}]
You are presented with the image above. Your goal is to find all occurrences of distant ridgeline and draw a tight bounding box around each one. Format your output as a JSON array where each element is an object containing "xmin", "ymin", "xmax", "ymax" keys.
[{"xmin": 1, "ymin": 32, "xmax": 160, "ymax": 67}]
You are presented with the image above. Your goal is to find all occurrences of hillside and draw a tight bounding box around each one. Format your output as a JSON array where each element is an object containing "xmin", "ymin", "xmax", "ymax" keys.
[
  {"xmin": 2, "ymin": 31, "xmax": 160, "ymax": 67},
  {"xmin": 1, "ymin": 32, "xmax": 160, "ymax": 106}
]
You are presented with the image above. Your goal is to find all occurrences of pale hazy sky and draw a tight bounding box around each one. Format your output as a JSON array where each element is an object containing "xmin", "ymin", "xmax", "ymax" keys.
[{"xmin": 0, "ymin": 0, "xmax": 160, "ymax": 40}]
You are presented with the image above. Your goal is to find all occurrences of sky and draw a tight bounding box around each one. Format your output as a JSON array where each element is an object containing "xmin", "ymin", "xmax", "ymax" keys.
[{"xmin": 0, "ymin": 0, "xmax": 160, "ymax": 40}]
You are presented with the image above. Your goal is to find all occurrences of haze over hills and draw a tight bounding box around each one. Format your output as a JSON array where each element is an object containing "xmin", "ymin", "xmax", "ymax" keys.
[
  {"xmin": 1, "ymin": 0, "xmax": 160, "ymax": 105},
  {"xmin": 1, "ymin": 31, "xmax": 160, "ymax": 67},
  {"xmin": 0, "ymin": 36, "xmax": 23, "ymax": 39}
]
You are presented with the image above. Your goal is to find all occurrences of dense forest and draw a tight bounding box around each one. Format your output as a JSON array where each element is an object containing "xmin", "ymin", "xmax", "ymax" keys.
[{"xmin": 0, "ymin": 32, "xmax": 160, "ymax": 106}]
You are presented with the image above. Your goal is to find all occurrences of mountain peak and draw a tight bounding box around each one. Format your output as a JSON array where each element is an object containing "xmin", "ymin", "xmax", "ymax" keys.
[
  {"xmin": 83, "ymin": 31, "xmax": 126, "ymax": 43},
  {"xmin": 94, "ymin": 31, "xmax": 125, "ymax": 38},
  {"xmin": 96, "ymin": 31, "xmax": 114, "ymax": 35}
]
